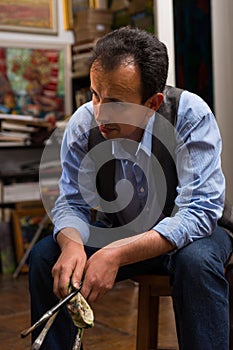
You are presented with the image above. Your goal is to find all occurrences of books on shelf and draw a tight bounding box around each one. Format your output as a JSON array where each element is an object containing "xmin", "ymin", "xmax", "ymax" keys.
[
  {"xmin": 2, "ymin": 182, "xmax": 41, "ymax": 204},
  {"xmin": 0, "ymin": 114, "xmax": 51, "ymax": 127},
  {"xmin": 1, "ymin": 121, "xmax": 37, "ymax": 133},
  {"xmin": 0, "ymin": 113, "xmax": 54, "ymax": 146},
  {"xmin": 71, "ymin": 41, "xmax": 96, "ymax": 77},
  {"xmin": 72, "ymin": 52, "xmax": 92, "ymax": 77},
  {"xmin": 0, "ymin": 132, "xmax": 30, "ymax": 145}
]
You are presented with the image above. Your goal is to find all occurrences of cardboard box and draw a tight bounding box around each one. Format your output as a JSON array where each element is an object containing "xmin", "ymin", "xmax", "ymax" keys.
[
  {"xmin": 74, "ymin": 25, "xmax": 111, "ymax": 43},
  {"xmin": 74, "ymin": 9, "xmax": 113, "ymax": 43},
  {"xmin": 75, "ymin": 9, "xmax": 113, "ymax": 28}
]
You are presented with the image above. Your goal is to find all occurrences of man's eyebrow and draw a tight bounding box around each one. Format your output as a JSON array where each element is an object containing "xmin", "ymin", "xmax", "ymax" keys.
[
  {"xmin": 90, "ymin": 87, "xmax": 124, "ymax": 103},
  {"xmin": 107, "ymin": 97, "xmax": 124, "ymax": 103}
]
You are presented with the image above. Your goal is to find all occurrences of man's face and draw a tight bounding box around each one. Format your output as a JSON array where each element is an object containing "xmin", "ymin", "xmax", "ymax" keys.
[{"xmin": 90, "ymin": 61, "xmax": 152, "ymax": 141}]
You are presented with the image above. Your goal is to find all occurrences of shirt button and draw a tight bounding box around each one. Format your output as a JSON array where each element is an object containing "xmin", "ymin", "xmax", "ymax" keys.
[{"xmin": 140, "ymin": 187, "xmax": 144, "ymax": 193}]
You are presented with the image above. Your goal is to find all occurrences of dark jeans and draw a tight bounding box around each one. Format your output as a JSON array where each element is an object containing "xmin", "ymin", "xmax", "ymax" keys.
[{"xmin": 29, "ymin": 226, "xmax": 232, "ymax": 350}]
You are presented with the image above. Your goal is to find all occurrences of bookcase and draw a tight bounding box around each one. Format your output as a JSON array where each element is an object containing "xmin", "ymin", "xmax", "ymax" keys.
[{"xmin": 0, "ymin": 143, "xmax": 45, "ymax": 274}]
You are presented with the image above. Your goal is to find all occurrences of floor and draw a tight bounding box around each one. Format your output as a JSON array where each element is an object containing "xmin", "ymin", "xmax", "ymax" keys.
[{"xmin": 0, "ymin": 274, "xmax": 178, "ymax": 350}]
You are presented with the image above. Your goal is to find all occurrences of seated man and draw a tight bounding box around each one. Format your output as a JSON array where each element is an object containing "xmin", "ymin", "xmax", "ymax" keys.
[{"xmin": 29, "ymin": 27, "xmax": 233, "ymax": 350}]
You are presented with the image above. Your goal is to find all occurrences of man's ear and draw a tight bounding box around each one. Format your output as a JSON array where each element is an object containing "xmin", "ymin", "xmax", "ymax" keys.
[{"xmin": 144, "ymin": 93, "xmax": 164, "ymax": 111}]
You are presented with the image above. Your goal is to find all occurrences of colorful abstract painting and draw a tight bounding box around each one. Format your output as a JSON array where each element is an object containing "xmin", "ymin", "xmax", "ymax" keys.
[{"xmin": 0, "ymin": 46, "xmax": 65, "ymax": 119}]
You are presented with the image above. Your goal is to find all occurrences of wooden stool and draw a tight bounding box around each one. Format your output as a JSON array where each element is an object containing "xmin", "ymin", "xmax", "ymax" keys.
[
  {"xmin": 133, "ymin": 265, "xmax": 233, "ymax": 350},
  {"xmin": 132, "ymin": 275, "xmax": 172, "ymax": 350}
]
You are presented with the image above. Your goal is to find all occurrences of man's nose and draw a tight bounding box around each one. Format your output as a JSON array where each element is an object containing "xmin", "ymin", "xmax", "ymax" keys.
[{"xmin": 94, "ymin": 103, "xmax": 112, "ymax": 124}]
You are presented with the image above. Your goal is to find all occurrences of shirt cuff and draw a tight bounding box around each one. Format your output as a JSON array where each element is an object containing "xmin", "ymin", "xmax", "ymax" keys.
[
  {"xmin": 152, "ymin": 216, "xmax": 194, "ymax": 250},
  {"xmin": 53, "ymin": 216, "xmax": 90, "ymax": 244}
]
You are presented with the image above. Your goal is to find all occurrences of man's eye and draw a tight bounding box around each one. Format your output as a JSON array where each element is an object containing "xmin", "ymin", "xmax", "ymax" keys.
[
  {"xmin": 91, "ymin": 91, "xmax": 99, "ymax": 101},
  {"xmin": 90, "ymin": 89, "xmax": 97, "ymax": 97},
  {"xmin": 113, "ymin": 102, "xmax": 130, "ymax": 112}
]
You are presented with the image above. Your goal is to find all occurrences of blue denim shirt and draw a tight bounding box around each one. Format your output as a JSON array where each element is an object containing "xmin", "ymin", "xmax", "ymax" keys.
[{"xmin": 52, "ymin": 90, "xmax": 225, "ymax": 250}]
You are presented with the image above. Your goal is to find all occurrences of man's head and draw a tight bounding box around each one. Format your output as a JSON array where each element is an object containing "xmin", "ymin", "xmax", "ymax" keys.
[
  {"xmin": 90, "ymin": 26, "xmax": 168, "ymax": 102},
  {"xmin": 89, "ymin": 27, "xmax": 168, "ymax": 141}
]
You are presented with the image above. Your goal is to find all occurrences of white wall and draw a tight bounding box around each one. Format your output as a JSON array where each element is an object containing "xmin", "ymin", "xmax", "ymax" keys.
[
  {"xmin": 154, "ymin": 0, "xmax": 175, "ymax": 86},
  {"xmin": 212, "ymin": 0, "xmax": 233, "ymax": 202}
]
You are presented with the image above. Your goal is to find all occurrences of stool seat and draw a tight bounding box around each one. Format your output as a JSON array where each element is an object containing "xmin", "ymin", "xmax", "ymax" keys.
[{"xmin": 133, "ymin": 275, "xmax": 171, "ymax": 296}]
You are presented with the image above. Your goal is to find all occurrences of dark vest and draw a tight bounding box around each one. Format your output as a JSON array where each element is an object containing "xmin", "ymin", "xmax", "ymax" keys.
[{"xmin": 88, "ymin": 86, "xmax": 233, "ymax": 234}]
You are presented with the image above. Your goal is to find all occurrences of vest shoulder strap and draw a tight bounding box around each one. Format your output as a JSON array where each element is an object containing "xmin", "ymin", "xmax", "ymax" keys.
[
  {"xmin": 151, "ymin": 86, "xmax": 183, "ymax": 216},
  {"xmin": 157, "ymin": 85, "xmax": 183, "ymax": 124}
]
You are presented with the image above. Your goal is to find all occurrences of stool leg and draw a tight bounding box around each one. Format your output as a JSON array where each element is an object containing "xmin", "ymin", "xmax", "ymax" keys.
[
  {"xmin": 136, "ymin": 283, "xmax": 159, "ymax": 350},
  {"xmin": 149, "ymin": 294, "xmax": 159, "ymax": 349}
]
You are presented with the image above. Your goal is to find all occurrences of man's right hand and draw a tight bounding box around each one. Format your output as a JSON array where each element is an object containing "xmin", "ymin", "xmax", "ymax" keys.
[{"xmin": 52, "ymin": 228, "xmax": 87, "ymax": 299}]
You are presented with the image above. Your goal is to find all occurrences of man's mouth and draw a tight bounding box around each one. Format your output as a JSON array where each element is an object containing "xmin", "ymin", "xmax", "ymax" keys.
[{"xmin": 98, "ymin": 124, "xmax": 116, "ymax": 134}]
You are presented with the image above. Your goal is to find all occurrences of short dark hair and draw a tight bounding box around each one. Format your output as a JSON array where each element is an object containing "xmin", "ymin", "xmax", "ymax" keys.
[{"xmin": 89, "ymin": 26, "xmax": 169, "ymax": 103}]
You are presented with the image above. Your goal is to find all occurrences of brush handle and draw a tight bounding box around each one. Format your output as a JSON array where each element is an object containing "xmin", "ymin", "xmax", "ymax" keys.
[
  {"xmin": 21, "ymin": 285, "xmax": 82, "ymax": 338},
  {"xmin": 31, "ymin": 311, "xmax": 59, "ymax": 350},
  {"xmin": 21, "ymin": 311, "xmax": 53, "ymax": 338}
]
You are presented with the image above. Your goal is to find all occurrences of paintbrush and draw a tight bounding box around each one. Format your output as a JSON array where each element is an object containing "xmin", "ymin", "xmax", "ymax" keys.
[
  {"xmin": 30, "ymin": 311, "xmax": 59, "ymax": 350},
  {"xmin": 21, "ymin": 283, "xmax": 82, "ymax": 338}
]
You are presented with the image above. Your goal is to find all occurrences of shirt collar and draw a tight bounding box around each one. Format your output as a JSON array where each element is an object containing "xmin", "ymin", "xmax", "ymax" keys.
[{"xmin": 112, "ymin": 113, "xmax": 155, "ymax": 158}]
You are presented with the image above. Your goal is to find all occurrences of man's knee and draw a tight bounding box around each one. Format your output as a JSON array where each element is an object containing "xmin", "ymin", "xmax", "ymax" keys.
[
  {"xmin": 170, "ymin": 227, "xmax": 232, "ymax": 278},
  {"xmin": 29, "ymin": 235, "xmax": 59, "ymax": 270},
  {"xmin": 172, "ymin": 242, "xmax": 213, "ymax": 277}
]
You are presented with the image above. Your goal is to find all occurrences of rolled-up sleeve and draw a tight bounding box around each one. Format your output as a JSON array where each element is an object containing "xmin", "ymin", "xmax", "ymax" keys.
[
  {"xmin": 52, "ymin": 103, "xmax": 97, "ymax": 244},
  {"xmin": 153, "ymin": 91, "xmax": 225, "ymax": 250}
]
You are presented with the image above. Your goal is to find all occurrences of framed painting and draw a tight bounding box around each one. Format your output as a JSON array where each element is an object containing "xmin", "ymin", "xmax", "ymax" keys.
[
  {"xmin": 12, "ymin": 208, "xmax": 53, "ymax": 272},
  {"xmin": 0, "ymin": 0, "xmax": 58, "ymax": 35},
  {"xmin": 0, "ymin": 41, "xmax": 72, "ymax": 119}
]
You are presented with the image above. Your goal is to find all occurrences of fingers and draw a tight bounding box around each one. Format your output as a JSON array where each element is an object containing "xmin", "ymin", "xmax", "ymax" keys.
[
  {"xmin": 52, "ymin": 262, "xmax": 72, "ymax": 299},
  {"xmin": 52, "ymin": 230, "xmax": 86, "ymax": 297},
  {"xmin": 81, "ymin": 268, "xmax": 115, "ymax": 304},
  {"xmin": 52, "ymin": 253, "xmax": 87, "ymax": 299},
  {"xmin": 87, "ymin": 286, "xmax": 108, "ymax": 304},
  {"xmin": 81, "ymin": 279, "xmax": 104, "ymax": 304},
  {"xmin": 71, "ymin": 266, "xmax": 85, "ymax": 291},
  {"xmin": 52, "ymin": 243, "xmax": 117, "ymax": 303},
  {"xmin": 77, "ymin": 249, "xmax": 119, "ymax": 303}
]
